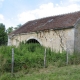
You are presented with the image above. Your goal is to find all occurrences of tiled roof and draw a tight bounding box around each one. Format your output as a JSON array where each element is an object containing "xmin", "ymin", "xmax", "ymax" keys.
[{"xmin": 10, "ymin": 11, "xmax": 80, "ymax": 35}]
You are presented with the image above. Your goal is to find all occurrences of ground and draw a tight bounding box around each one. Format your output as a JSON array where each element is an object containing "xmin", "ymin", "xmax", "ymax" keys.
[{"xmin": 1, "ymin": 64, "xmax": 80, "ymax": 80}]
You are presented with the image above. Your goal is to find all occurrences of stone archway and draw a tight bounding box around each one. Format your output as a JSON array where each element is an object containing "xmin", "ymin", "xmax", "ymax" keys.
[
  {"xmin": 27, "ymin": 39, "xmax": 40, "ymax": 44},
  {"xmin": 26, "ymin": 37, "xmax": 42, "ymax": 45},
  {"xmin": 26, "ymin": 38, "xmax": 41, "ymax": 52}
]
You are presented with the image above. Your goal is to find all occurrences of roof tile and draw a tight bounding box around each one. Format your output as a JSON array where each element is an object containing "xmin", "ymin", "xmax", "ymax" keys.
[{"xmin": 10, "ymin": 11, "xmax": 80, "ymax": 35}]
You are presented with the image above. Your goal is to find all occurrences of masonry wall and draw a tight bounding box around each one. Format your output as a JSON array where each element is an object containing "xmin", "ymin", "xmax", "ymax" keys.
[
  {"xmin": 8, "ymin": 28, "xmax": 74, "ymax": 53},
  {"xmin": 74, "ymin": 19, "xmax": 80, "ymax": 53}
]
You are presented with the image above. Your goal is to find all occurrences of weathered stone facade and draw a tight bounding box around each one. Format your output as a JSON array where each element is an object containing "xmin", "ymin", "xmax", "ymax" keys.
[
  {"xmin": 8, "ymin": 28, "xmax": 74, "ymax": 53},
  {"xmin": 74, "ymin": 19, "xmax": 80, "ymax": 53}
]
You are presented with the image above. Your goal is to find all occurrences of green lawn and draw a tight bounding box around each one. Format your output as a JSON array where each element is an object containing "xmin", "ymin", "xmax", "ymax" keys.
[
  {"xmin": 1, "ymin": 65, "xmax": 80, "ymax": 80},
  {"xmin": 18, "ymin": 65, "xmax": 80, "ymax": 80}
]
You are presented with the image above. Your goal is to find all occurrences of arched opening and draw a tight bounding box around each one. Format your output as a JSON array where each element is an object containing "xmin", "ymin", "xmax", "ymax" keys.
[
  {"xmin": 26, "ymin": 39, "xmax": 41, "ymax": 52},
  {"xmin": 27, "ymin": 39, "xmax": 40, "ymax": 44}
]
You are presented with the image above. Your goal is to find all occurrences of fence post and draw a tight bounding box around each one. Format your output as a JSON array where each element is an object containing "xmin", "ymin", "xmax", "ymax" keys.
[
  {"xmin": 11, "ymin": 48, "xmax": 14, "ymax": 77},
  {"xmin": 66, "ymin": 51, "xmax": 68, "ymax": 65},
  {"xmin": 44, "ymin": 48, "xmax": 46, "ymax": 68},
  {"xmin": 66, "ymin": 41, "xmax": 69, "ymax": 65}
]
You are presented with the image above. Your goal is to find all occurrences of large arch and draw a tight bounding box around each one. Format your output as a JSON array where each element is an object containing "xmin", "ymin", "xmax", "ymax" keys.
[
  {"xmin": 27, "ymin": 39, "xmax": 40, "ymax": 44},
  {"xmin": 26, "ymin": 37, "xmax": 42, "ymax": 45}
]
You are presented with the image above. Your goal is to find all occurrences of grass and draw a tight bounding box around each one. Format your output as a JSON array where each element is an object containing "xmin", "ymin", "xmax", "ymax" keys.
[
  {"xmin": 0, "ymin": 43, "xmax": 80, "ymax": 80},
  {"xmin": 0, "ymin": 64, "xmax": 80, "ymax": 80},
  {"xmin": 18, "ymin": 65, "xmax": 80, "ymax": 80}
]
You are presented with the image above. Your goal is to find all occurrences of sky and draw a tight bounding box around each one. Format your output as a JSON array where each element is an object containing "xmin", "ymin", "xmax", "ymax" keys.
[{"xmin": 0, "ymin": 0, "xmax": 80, "ymax": 29}]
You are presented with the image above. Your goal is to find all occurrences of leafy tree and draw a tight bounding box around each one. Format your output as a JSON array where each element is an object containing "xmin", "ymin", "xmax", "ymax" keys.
[
  {"xmin": 17, "ymin": 24, "xmax": 22, "ymax": 27},
  {"xmin": 6, "ymin": 26, "xmax": 13, "ymax": 34},
  {"xmin": 14, "ymin": 24, "xmax": 22, "ymax": 30},
  {"xmin": 0, "ymin": 23, "xmax": 7, "ymax": 45}
]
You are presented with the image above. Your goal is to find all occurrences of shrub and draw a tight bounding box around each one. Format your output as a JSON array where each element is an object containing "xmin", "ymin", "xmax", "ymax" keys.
[{"xmin": 0, "ymin": 43, "xmax": 80, "ymax": 73}]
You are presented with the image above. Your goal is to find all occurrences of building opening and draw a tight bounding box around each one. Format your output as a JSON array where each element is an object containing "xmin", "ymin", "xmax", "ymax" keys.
[
  {"xmin": 27, "ymin": 39, "xmax": 40, "ymax": 44},
  {"xmin": 26, "ymin": 39, "xmax": 40, "ymax": 52}
]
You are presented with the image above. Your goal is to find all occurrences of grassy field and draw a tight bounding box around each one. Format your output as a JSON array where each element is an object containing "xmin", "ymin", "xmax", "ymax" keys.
[
  {"xmin": 1, "ymin": 64, "xmax": 80, "ymax": 80},
  {"xmin": 0, "ymin": 43, "xmax": 80, "ymax": 80}
]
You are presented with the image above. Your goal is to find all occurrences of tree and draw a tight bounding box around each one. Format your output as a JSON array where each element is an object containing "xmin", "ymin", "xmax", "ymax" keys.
[
  {"xmin": 17, "ymin": 24, "xmax": 22, "ymax": 27},
  {"xmin": 14, "ymin": 24, "xmax": 22, "ymax": 30},
  {"xmin": 0, "ymin": 23, "xmax": 7, "ymax": 45},
  {"xmin": 6, "ymin": 26, "xmax": 13, "ymax": 34}
]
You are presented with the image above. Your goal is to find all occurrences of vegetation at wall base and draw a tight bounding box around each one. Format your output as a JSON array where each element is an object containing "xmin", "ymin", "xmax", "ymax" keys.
[{"xmin": 0, "ymin": 43, "xmax": 80, "ymax": 80}]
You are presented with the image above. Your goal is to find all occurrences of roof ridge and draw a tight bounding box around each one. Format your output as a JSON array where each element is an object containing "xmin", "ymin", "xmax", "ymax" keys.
[
  {"xmin": 20, "ymin": 10, "xmax": 80, "ymax": 26},
  {"xmin": 9, "ymin": 10, "xmax": 80, "ymax": 35},
  {"xmin": 25, "ymin": 10, "xmax": 80, "ymax": 22}
]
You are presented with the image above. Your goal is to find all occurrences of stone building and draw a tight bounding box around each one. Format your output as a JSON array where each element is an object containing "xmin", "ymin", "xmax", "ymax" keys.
[{"xmin": 8, "ymin": 11, "xmax": 80, "ymax": 53}]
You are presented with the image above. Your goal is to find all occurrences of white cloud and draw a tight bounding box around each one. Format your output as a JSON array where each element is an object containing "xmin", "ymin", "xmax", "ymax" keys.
[
  {"xmin": 18, "ymin": 2, "xmax": 80, "ymax": 24},
  {"xmin": 18, "ymin": 12, "xmax": 36, "ymax": 23},
  {"xmin": 0, "ymin": 14, "xmax": 4, "ymax": 20},
  {"xmin": 18, "ymin": 3, "xmax": 54, "ymax": 23},
  {"xmin": 69, "ymin": 0, "xmax": 80, "ymax": 2},
  {"xmin": 0, "ymin": 14, "xmax": 16, "ymax": 29}
]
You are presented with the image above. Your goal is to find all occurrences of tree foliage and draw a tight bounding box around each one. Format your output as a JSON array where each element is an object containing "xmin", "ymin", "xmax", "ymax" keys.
[
  {"xmin": 6, "ymin": 27, "xmax": 13, "ymax": 34},
  {"xmin": 0, "ymin": 23, "xmax": 7, "ymax": 45},
  {"xmin": 14, "ymin": 24, "xmax": 22, "ymax": 30}
]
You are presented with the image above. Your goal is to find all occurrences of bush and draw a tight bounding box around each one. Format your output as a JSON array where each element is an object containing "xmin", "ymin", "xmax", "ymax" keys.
[
  {"xmin": 0, "ymin": 44, "xmax": 44, "ymax": 72},
  {"xmin": 0, "ymin": 43, "xmax": 80, "ymax": 73}
]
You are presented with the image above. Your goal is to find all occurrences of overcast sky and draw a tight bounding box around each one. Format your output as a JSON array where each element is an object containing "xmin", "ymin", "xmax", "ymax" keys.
[{"xmin": 0, "ymin": 0, "xmax": 80, "ymax": 29}]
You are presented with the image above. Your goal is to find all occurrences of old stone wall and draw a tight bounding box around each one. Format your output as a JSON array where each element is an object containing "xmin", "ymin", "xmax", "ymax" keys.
[
  {"xmin": 74, "ymin": 19, "xmax": 80, "ymax": 53},
  {"xmin": 8, "ymin": 28, "xmax": 74, "ymax": 53}
]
